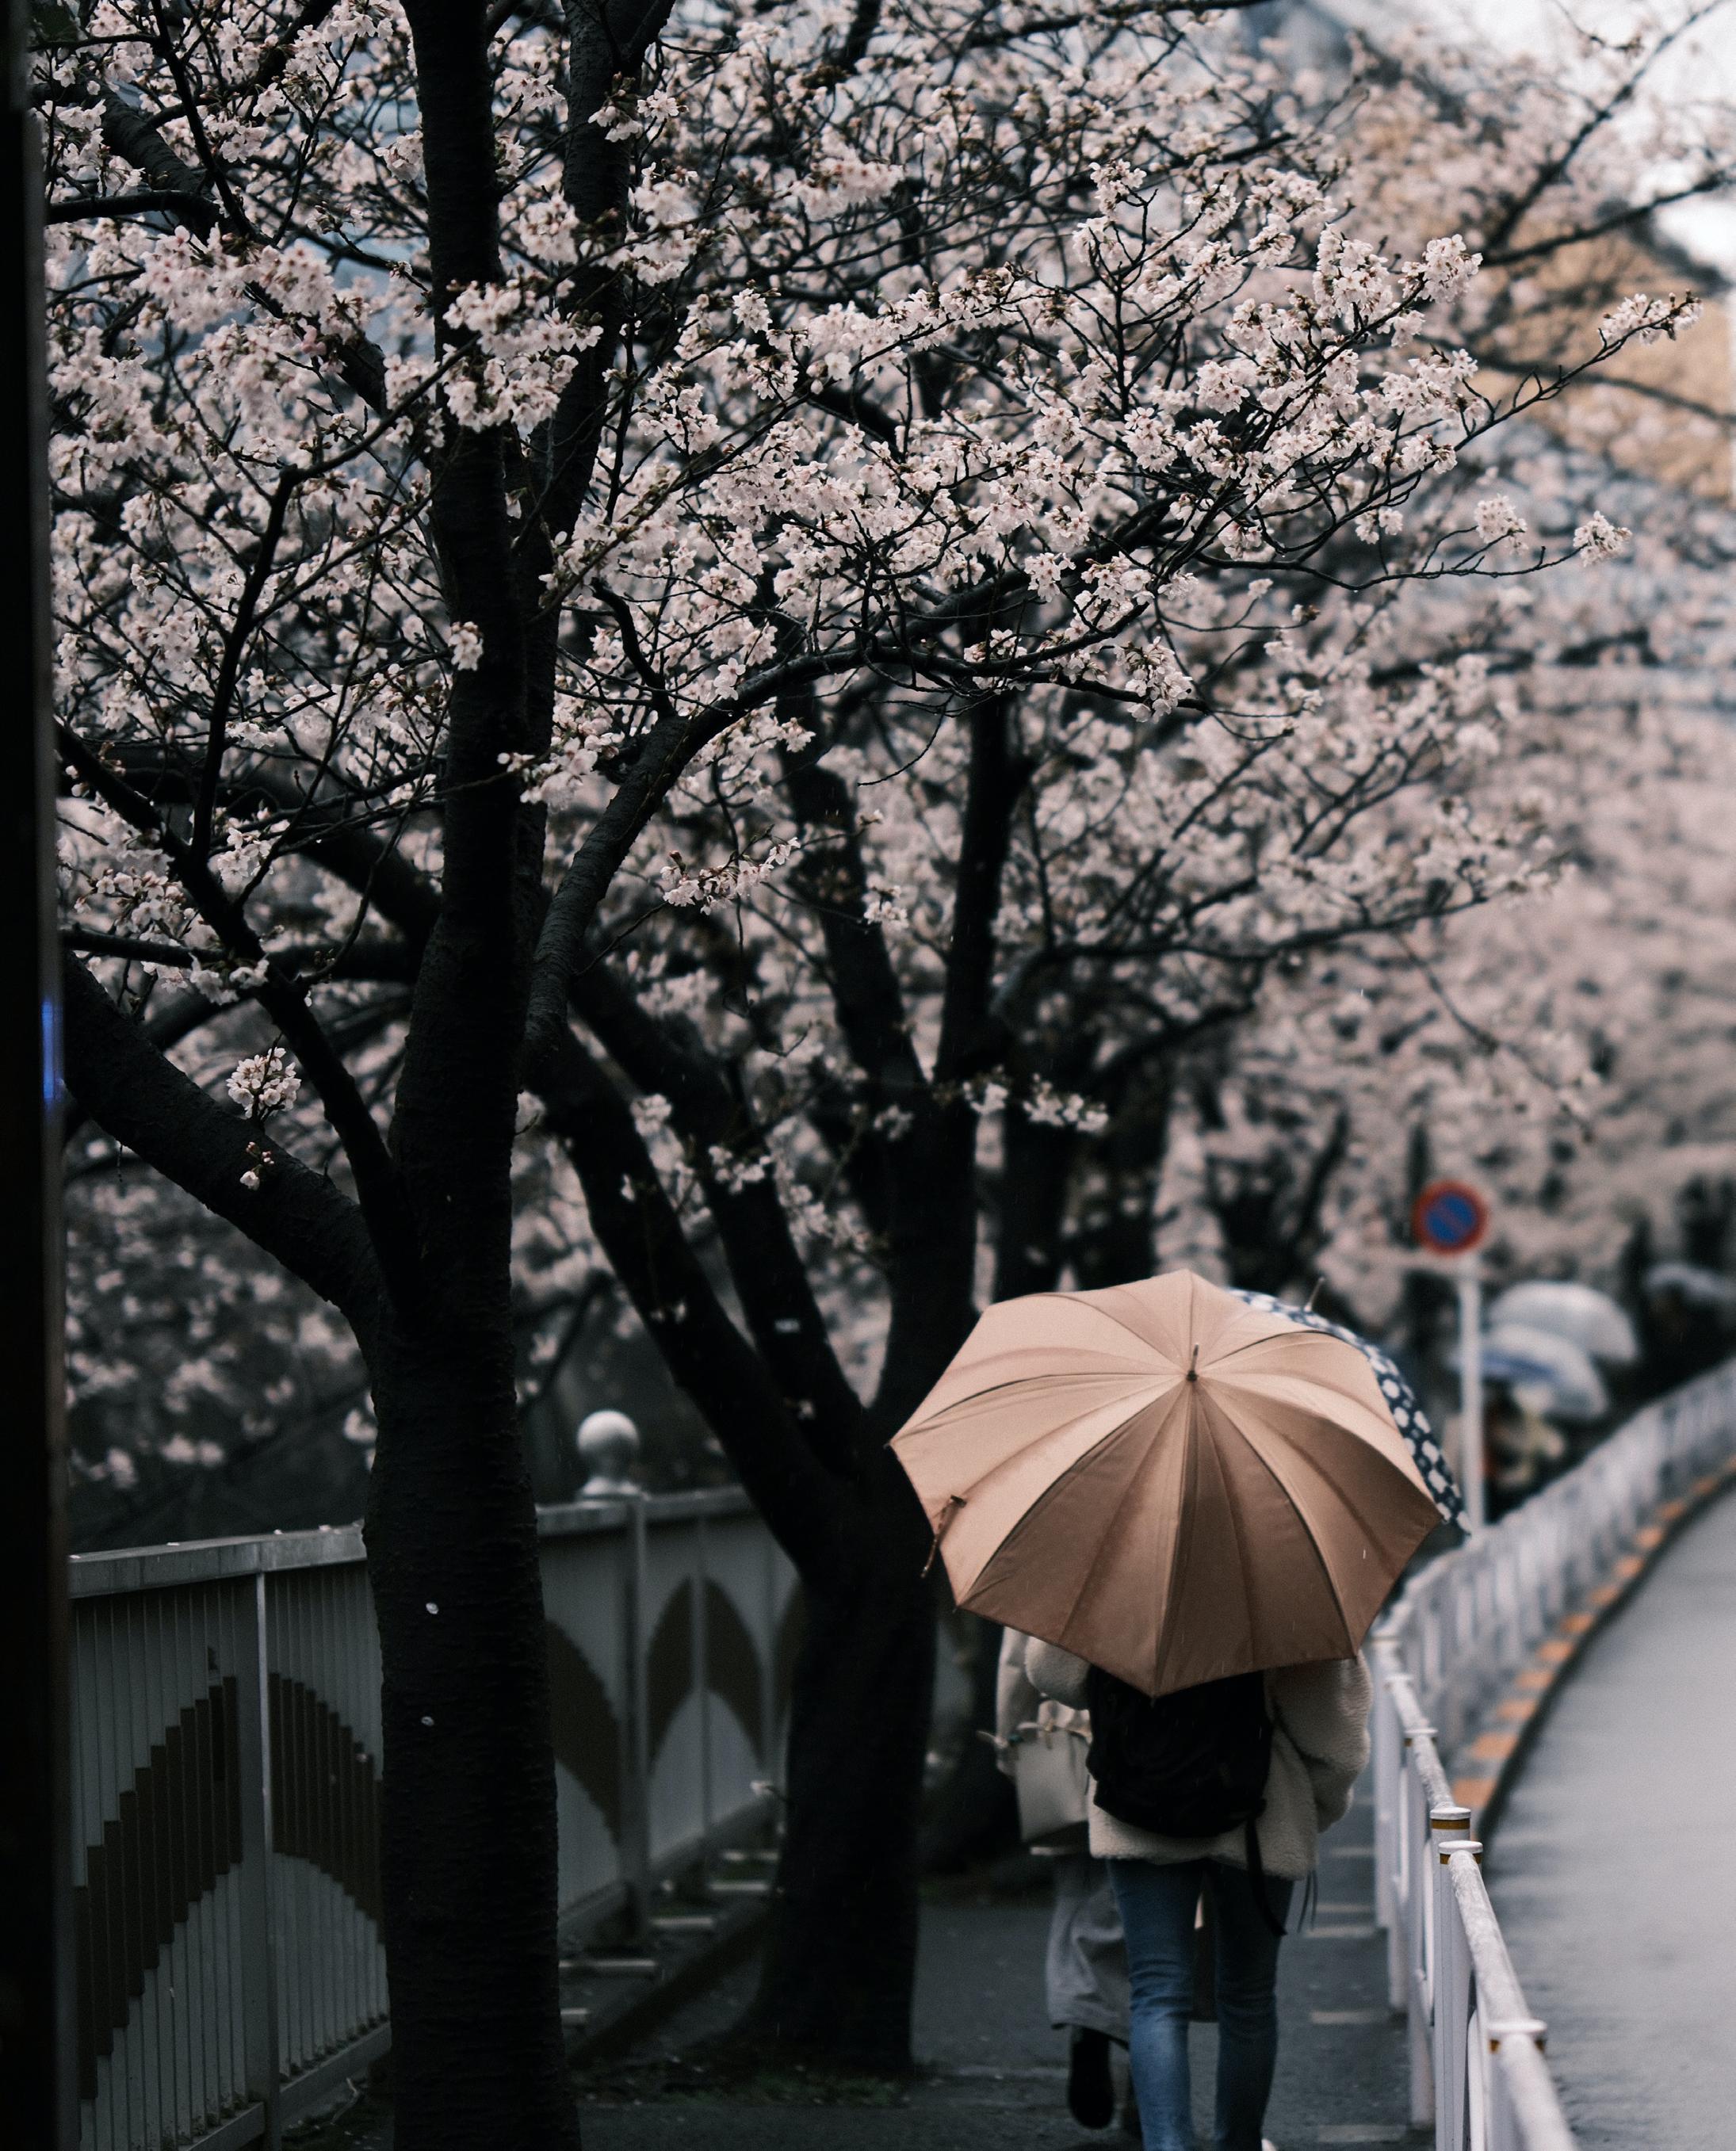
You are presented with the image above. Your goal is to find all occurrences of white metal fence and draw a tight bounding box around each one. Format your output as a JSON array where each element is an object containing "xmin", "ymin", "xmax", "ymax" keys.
[
  {"xmin": 67, "ymin": 1490, "xmax": 797, "ymax": 2151},
  {"xmin": 1370, "ymin": 1358, "xmax": 1736, "ymax": 2149}
]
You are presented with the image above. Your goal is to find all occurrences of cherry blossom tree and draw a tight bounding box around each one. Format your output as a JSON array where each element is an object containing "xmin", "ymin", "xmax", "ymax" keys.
[
  {"xmin": 1164, "ymin": 580, "xmax": 1736, "ymax": 1340},
  {"xmin": 43, "ymin": 0, "xmax": 1722, "ymax": 2122}
]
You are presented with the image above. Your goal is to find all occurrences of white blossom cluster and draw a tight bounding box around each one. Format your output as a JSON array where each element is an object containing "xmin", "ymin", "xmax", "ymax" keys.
[{"xmin": 226, "ymin": 1046, "xmax": 301, "ymax": 1119}]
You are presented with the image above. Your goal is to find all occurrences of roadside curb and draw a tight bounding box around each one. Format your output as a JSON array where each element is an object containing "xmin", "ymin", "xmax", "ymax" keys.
[{"xmin": 1450, "ymin": 1452, "xmax": 1736, "ymax": 1834}]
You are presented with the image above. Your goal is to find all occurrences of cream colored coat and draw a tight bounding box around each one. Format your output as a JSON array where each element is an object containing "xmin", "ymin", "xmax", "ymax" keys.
[{"xmin": 1025, "ymin": 1639, "xmax": 1371, "ymax": 1881}]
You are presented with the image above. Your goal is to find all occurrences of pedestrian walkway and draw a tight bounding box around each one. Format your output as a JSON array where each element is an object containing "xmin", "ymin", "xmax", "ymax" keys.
[
  {"xmin": 579, "ymin": 1770, "xmax": 1424, "ymax": 2149},
  {"xmin": 1486, "ymin": 1488, "xmax": 1736, "ymax": 2149}
]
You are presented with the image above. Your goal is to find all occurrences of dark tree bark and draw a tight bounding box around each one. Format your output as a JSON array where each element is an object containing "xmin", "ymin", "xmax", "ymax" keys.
[
  {"xmin": 1200, "ymin": 1102, "xmax": 1348, "ymax": 1301},
  {"xmin": 919, "ymin": 1612, "xmax": 1015, "ymax": 1876},
  {"xmin": 65, "ymin": 3, "xmax": 587, "ymax": 2139},
  {"xmin": 1072, "ymin": 1064, "xmax": 1173, "ymax": 1293},
  {"xmin": 365, "ymin": 1318, "xmax": 573, "ymax": 2150},
  {"xmin": 368, "ymin": 6, "xmax": 577, "ymax": 2141},
  {"xmin": 993, "ymin": 1100, "xmax": 1079, "ymax": 1301},
  {"xmin": 533, "ymin": 1025, "xmax": 945, "ymax": 2069},
  {"xmin": 521, "ymin": 705, "xmax": 1039, "ymax": 2070},
  {"xmin": 745, "ymin": 1457, "xmax": 937, "ymax": 2067},
  {"xmin": 915, "ymin": 1083, "xmax": 1084, "ymax": 1876}
]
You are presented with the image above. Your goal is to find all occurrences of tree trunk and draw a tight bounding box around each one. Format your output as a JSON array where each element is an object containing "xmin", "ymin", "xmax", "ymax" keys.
[
  {"xmin": 920, "ymin": 1614, "xmax": 1015, "ymax": 1874},
  {"xmin": 745, "ymin": 1456, "xmax": 936, "ymax": 2073},
  {"xmin": 365, "ymin": 1314, "xmax": 577, "ymax": 2151}
]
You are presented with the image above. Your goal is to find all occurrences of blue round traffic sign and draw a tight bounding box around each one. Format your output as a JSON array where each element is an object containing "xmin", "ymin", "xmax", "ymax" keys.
[{"xmin": 1412, "ymin": 1179, "xmax": 1489, "ymax": 1256}]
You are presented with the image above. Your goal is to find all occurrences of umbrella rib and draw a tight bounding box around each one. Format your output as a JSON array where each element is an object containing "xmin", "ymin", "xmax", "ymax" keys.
[
  {"xmin": 1030, "ymin": 1293, "xmax": 1186, "ymax": 1366},
  {"xmin": 1150, "ymin": 1387, "xmax": 1197, "ymax": 1694},
  {"xmin": 918, "ymin": 1367, "xmax": 1160, "ymax": 1420},
  {"xmin": 952, "ymin": 1388, "xmax": 1163, "ymax": 1515},
  {"xmin": 1207, "ymin": 1321, "xmax": 1340, "ymax": 1370}
]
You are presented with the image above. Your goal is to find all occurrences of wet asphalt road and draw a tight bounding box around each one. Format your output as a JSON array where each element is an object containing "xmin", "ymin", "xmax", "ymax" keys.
[{"xmin": 1486, "ymin": 1490, "xmax": 1736, "ymax": 2149}]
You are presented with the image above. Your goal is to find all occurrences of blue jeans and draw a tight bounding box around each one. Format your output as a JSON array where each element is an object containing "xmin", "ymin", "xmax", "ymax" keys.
[{"xmin": 1108, "ymin": 1856, "xmax": 1294, "ymax": 2151}]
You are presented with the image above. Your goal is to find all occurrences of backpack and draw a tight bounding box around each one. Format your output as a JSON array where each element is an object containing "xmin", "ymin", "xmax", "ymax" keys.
[{"xmin": 1084, "ymin": 1666, "xmax": 1287, "ymax": 1936}]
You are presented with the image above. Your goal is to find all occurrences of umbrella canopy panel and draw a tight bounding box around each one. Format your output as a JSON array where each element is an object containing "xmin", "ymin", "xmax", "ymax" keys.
[
  {"xmin": 1486, "ymin": 1282, "xmax": 1638, "ymax": 1366},
  {"xmin": 1466, "ymin": 1323, "xmax": 1608, "ymax": 1422},
  {"xmin": 1643, "ymin": 1261, "xmax": 1736, "ymax": 1311},
  {"xmin": 893, "ymin": 1272, "xmax": 1441, "ymax": 1697},
  {"xmin": 1228, "ymin": 1286, "xmax": 1465, "ymax": 1529}
]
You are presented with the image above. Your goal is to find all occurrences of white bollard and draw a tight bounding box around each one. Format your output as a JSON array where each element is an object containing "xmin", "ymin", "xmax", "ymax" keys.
[{"xmin": 576, "ymin": 1407, "xmax": 641, "ymax": 1495}]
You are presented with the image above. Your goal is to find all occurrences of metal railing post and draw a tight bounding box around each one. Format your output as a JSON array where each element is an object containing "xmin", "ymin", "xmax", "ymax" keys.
[
  {"xmin": 1371, "ymin": 1649, "xmax": 1404, "ymax": 2010},
  {"xmin": 694, "ymin": 1513, "xmax": 713, "ymax": 1863},
  {"xmin": 1468, "ymin": 1999, "xmax": 1487, "ymax": 2151},
  {"xmin": 1432, "ymin": 1819, "xmax": 1478, "ymax": 2151},
  {"xmin": 1486, "ymin": 2018, "xmax": 1548, "ymax": 2151},
  {"xmin": 621, "ymin": 1495, "xmax": 652, "ymax": 1939},
  {"xmin": 232, "ymin": 1571, "xmax": 281, "ymax": 2151},
  {"xmin": 760, "ymin": 1531, "xmax": 779, "ymax": 1804},
  {"xmin": 1406, "ymin": 1747, "xmax": 1438, "ymax": 2126}
]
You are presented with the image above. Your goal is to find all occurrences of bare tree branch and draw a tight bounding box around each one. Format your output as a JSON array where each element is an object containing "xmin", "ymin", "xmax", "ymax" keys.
[
  {"xmin": 47, "ymin": 188, "xmax": 216, "ymax": 232},
  {"xmin": 62, "ymin": 955, "xmax": 384, "ymax": 1344},
  {"xmin": 59, "ymin": 724, "xmax": 420, "ymax": 1292},
  {"xmin": 535, "ymin": 1021, "xmax": 855, "ymax": 1568},
  {"xmin": 568, "ymin": 957, "xmax": 866, "ymax": 1458}
]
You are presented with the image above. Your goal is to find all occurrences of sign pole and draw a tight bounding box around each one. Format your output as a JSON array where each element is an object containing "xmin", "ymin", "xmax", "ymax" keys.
[
  {"xmin": 1456, "ymin": 1256, "xmax": 1485, "ymax": 1535},
  {"xmin": 1411, "ymin": 1178, "xmax": 1493, "ymax": 1538}
]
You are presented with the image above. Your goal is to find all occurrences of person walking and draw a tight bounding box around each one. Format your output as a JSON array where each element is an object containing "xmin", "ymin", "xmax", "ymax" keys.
[
  {"xmin": 992, "ymin": 1626, "xmax": 1130, "ymax": 2130},
  {"xmin": 1025, "ymin": 1640, "xmax": 1371, "ymax": 2151},
  {"xmin": 890, "ymin": 1272, "xmax": 1455, "ymax": 2148}
]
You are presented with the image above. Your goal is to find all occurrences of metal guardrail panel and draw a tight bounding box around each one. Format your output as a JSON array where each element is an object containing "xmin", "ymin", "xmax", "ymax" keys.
[
  {"xmin": 642, "ymin": 1511, "xmax": 709, "ymax": 1874},
  {"xmin": 542, "ymin": 1523, "xmax": 635, "ymax": 1921},
  {"xmin": 67, "ymin": 1492, "xmax": 795, "ymax": 2151},
  {"xmin": 265, "ymin": 1561, "xmax": 386, "ymax": 2088},
  {"xmin": 703, "ymin": 1504, "xmax": 798, "ymax": 1791},
  {"xmin": 70, "ymin": 1576, "xmax": 259, "ymax": 2151}
]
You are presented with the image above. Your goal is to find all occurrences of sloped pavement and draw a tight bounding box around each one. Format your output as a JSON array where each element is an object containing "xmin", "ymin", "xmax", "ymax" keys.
[{"xmin": 1486, "ymin": 1488, "xmax": 1736, "ymax": 2149}]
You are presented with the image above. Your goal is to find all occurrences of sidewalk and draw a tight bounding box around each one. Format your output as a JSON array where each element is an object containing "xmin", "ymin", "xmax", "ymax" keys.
[{"xmin": 580, "ymin": 1771, "xmax": 1425, "ymax": 2149}]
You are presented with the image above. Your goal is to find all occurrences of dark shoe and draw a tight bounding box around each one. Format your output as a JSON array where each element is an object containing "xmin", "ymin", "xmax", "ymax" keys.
[{"xmin": 1067, "ymin": 2027, "xmax": 1115, "ymax": 2130}]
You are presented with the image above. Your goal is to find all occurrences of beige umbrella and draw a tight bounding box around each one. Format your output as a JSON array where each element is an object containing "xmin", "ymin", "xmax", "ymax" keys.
[{"xmin": 891, "ymin": 1269, "xmax": 1440, "ymax": 1696}]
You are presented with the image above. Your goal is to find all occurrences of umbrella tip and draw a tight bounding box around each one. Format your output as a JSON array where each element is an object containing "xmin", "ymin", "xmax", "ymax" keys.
[
  {"xmin": 921, "ymin": 1492, "xmax": 966, "ymax": 1576},
  {"xmin": 1187, "ymin": 1342, "xmax": 1200, "ymax": 1382}
]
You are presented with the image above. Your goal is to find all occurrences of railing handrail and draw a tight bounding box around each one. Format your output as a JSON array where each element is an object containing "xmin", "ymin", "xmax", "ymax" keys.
[
  {"xmin": 1494, "ymin": 2038, "xmax": 1578, "ymax": 2151},
  {"xmin": 1372, "ymin": 1354, "xmax": 1736, "ymax": 2149},
  {"xmin": 68, "ymin": 1484, "xmax": 761, "ymax": 1597},
  {"xmin": 1445, "ymin": 1848, "xmax": 1530, "ymax": 2035}
]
